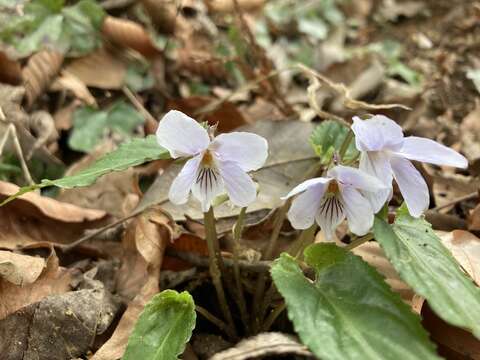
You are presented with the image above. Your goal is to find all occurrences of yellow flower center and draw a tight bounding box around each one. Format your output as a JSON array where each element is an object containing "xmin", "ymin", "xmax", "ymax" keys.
[
  {"xmin": 201, "ymin": 150, "xmax": 215, "ymax": 168},
  {"xmin": 327, "ymin": 180, "xmax": 339, "ymax": 194}
]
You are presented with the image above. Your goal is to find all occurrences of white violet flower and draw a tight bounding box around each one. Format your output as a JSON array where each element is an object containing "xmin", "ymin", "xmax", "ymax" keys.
[
  {"xmin": 283, "ymin": 165, "xmax": 387, "ymax": 240},
  {"xmin": 156, "ymin": 110, "xmax": 268, "ymax": 212},
  {"xmin": 351, "ymin": 115, "xmax": 468, "ymax": 217}
]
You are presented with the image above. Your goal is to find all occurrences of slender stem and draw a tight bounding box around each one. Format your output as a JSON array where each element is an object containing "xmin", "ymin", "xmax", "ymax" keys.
[
  {"xmin": 262, "ymin": 302, "xmax": 286, "ymax": 332},
  {"xmin": 289, "ymin": 224, "xmax": 318, "ymax": 259},
  {"xmin": 344, "ymin": 233, "xmax": 374, "ymax": 251},
  {"xmin": 196, "ymin": 305, "xmax": 229, "ymax": 334},
  {"xmin": 232, "ymin": 207, "xmax": 250, "ymax": 333},
  {"xmin": 339, "ymin": 129, "xmax": 354, "ymax": 162},
  {"xmin": 204, "ymin": 207, "xmax": 237, "ymax": 339}
]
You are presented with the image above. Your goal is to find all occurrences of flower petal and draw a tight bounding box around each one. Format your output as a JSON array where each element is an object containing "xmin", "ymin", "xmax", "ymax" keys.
[
  {"xmin": 168, "ymin": 154, "xmax": 202, "ymax": 205},
  {"xmin": 287, "ymin": 184, "xmax": 327, "ymax": 230},
  {"xmin": 315, "ymin": 195, "xmax": 346, "ymax": 241},
  {"xmin": 358, "ymin": 151, "xmax": 393, "ymax": 212},
  {"xmin": 328, "ymin": 165, "xmax": 387, "ymax": 192},
  {"xmin": 218, "ymin": 160, "xmax": 257, "ymax": 208},
  {"xmin": 390, "ymin": 155, "xmax": 429, "ymax": 217},
  {"xmin": 211, "ymin": 132, "xmax": 268, "ymax": 171},
  {"xmin": 396, "ymin": 136, "xmax": 468, "ymax": 169},
  {"xmin": 156, "ymin": 110, "xmax": 210, "ymax": 158},
  {"xmin": 282, "ymin": 177, "xmax": 332, "ymax": 200},
  {"xmin": 352, "ymin": 115, "xmax": 404, "ymax": 152},
  {"xmin": 191, "ymin": 166, "xmax": 225, "ymax": 212},
  {"xmin": 340, "ymin": 185, "xmax": 374, "ymax": 236}
]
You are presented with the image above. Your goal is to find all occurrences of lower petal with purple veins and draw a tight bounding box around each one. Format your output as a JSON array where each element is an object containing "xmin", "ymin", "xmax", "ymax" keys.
[
  {"xmin": 315, "ymin": 195, "xmax": 346, "ymax": 241},
  {"xmin": 191, "ymin": 165, "xmax": 225, "ymax": 212}
]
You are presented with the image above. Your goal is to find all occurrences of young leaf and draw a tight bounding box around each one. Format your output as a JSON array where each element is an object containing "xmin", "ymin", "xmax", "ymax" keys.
[
  {"xmin": 69, "ymin": 101, "xmax": 145, "ymax": 153},
  {"xmin": 0, "ymin": 135, "xmax": 169, "ymax": 206},
  {"xmin": 271, "ymin": 244, "xmax": 440, "ymax": 360},
  {"xmin": 374, "ymin": 207, "xmax": 480, "ymax": 339},
  {"xmin": 123, "ymin": 290, "xmax": 196, "ymax": 360},
  {"xmin": 310, "ymin": 120, "xmax": 358, "ymax": 164}
]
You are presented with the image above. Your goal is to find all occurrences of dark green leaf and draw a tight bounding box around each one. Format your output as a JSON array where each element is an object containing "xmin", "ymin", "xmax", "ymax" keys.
[
  {"xmin": 271, "ymin": 244, "xmax": 440, "ymax": 360},
  {"xmin": 123, "ymin": 290, "xmax": 196, "ymax": 360},
  {"xmin": 309, "ymin": 120, "xmax": 358, "ymax": 164},
  {"xmin": 0, "ymin": 135, "xmax": 169, "ymax": 206},
  {"xmin": 107, "ymin": 101, "xmax": 145, "ymax": 135},
  {"xmin": 373, "ymin": 207, "xmax": 480, "ymax": 339}
]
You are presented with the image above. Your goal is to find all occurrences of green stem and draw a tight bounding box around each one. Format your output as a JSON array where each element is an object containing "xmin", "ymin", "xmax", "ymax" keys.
[
  {"xmin": 204, "ymin": 207, "xmax": 237, "ymax": 339},
  {"xmin": 344, "ymin": 233, "xmax": 374, "ymax": 251},
  {"xmin": 232, "ymin": 207, "xmax": 250, "ymax": 333},
  {"xmin": 339, "ymin": 129, "xmax": 354, "ymax": 161}
]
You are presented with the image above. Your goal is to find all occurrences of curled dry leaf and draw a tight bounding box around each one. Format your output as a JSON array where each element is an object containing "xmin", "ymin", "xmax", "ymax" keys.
[
  {"xmin": 469, "ymin": 202, "xmax": 480, "ymax": 231},
  {"xmin": 64, "ymin": 47, "xmax": 128, "ymax": 90},
  {"xmin": 0, "ymin": 244, "xmax": 72, "ymax": 320},
  {"xmin": 50, "ymin": 70, "xmax": 97, "ymax": 106},
  {"xmin": 439, "ymin": 230, "xmax": 480, "ymax": 286},
  {"xmin": 210, "ymin": 332, "xmax": 314, "ymax": 360},
  {"xmin": 26, "ymin": 110, "xmax": 59, "ymax": 158},
  {"xmin": 22, "ymin": 50, "xmax": 64, "ymax": 107},
  {"xmin": 460, "ymin": 102, "xmax": 480, "ymax": 174},
  {"xmin": 101, "ymin": 16, "xmax": 160, "ymax": 59},
  {"xmin": 93, "ymin": 207, "xmax": 175, "ymax": 360},
  {"xmin": 141, "ymin": 0, "xmax": 177, "ymax": 34},
  {"xmin": 177, "ymin": 48, "xmax": 228, "ymax": 82},
  {"xmin": 0, "ymin": 251, "xmax": 45, "ymax": 286},
  {"xmin": 204, "ymin": 0, "xmax": 265, "ymax": 13},
  {"xmin": 0, "ymin": 181, "xmax": 108, "ymax": 249},
  {"xmin": 0, "ymin": 51, "xmax": 22, "ymax": 85}
]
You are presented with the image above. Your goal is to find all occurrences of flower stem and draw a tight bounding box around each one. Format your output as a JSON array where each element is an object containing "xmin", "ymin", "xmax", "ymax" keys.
[
  {"xmin": 339, "ymin": 129, "xmax": 354, "ymax": 161},
  {"xmin": 204, "ymin": 207, "xmax": 237, "ymax": 339},
  {"xmin": 232, "ymin": 207, "xmax": 250, "ymax": 333},
  {"xmin": 344, "ymin": 233, "xmax": 374, "ymax": 251},
  {"xmin": 262, "ymin": 302, "xmax": 286, "ymax": 332}
]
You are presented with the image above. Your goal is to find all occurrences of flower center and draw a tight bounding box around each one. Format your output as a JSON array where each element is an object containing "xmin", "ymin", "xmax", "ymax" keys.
[
  {"xmin": 201, "ymin": 150, "xmax": 215, "ymax": 168},
  {"xmin": 327, "ymin": 180, "xmax": 339, "ymax": 195}
]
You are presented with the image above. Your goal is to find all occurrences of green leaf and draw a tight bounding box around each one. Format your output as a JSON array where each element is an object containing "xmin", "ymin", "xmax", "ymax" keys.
[
  {"xmin": 69, "ymin": 101, "xmax": 145, "ymax": 153},
  {"xmin": 0, "ymin": 0, "xmax": 105, "ymax": 57},
  {"xmin": 69, "ymin": 106, "xmax": 108, "ymax": 152},
  {"xmin": 123, "ymin": 290, "xmax": 196, "ymax": 360},
  {"xmin": 271, "ymin": 244, "xmax": 440, "ymax": 360},
  {"xmin": 373, "ymin": 208, "xmax": 480, "ymax": 339},
  {"xmin": 309, "ymin": 120, "xmax": 358, "ymax": 164},
  {"xmin": 0, "ymin": 135, "xmax": 169, "ymax": 206}
]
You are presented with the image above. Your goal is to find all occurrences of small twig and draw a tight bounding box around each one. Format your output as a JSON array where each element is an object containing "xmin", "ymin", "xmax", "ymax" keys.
[
  {"xmin": 432, "ymin": 191, "xmax": 478, "ymax": 211},
  {"xmin": 262, "ymin": 302, "xmax": 286, "ymax": 332},
  {"xmin": 204, "ymin": 207, "xmax": 237, "ymax": 339},
  {"xmin": 196, "ymin": 305, "xmax": 230, "ymax": 334},
  {"xmin": 122, "ymin": 86, "xmax": 157, "ymax": 129},
  {"xmin": 344, "ymin": 233, "xmax": 374, "ymax": 251}
]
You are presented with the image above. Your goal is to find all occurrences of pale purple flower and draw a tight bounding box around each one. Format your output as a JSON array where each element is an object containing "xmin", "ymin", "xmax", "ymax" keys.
[
  {"xmin": 352, "ymin": 115, "xmax": 468, "ymax": 217},
  {"xmin": 283, "ymin": 165, "xmax": 387, "ymax": 240},
  {"xmin": 156, "ymin": 110, "xmax": 268, "ymax": 212}
]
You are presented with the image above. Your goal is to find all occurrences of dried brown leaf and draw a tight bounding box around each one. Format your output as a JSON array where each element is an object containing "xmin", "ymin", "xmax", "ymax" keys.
[
  {"xmin": 50, "ymin": 70, "xmax": 97, "ymax": 106},
  {"xmin": 22, "ymin": 50, "xmax": 64, "ymax": 107},
  {"xmin": 101, "ymin": 16, "xmax": 160, "ymax": 59},
  {"xmin": 0, "ymin": 51, "xmax": 22, "ymax": 85},
  {"xmin": 0, "ymin": 181, "xmax": 108, "ymax": 249},
  {"xmin": 0, "ymin": 251, "xmax": 45, "ymax": 286},
  {"xmin": 205, "ymin": 0, "xmax": 265, "ymax": 13},
  {"xmin": 64, "ymin": 47, "xmax": 128, "ymax": 90},
  {"xmin": 0, "ymin": 245, "xmax": 72, "ymax": 319}
]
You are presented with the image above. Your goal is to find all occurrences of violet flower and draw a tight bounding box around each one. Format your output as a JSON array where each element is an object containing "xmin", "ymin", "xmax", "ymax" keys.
[
  {"xmin": 352, "ymin": 115, "xmax": 468, "ymax": 217},
  {"xmin": 156, "ymin": 110, "xmax": 268, "ymax": 212},
  {"xmin": 283, "ymin": 165, "xmax": 387, "ymax": 240}
]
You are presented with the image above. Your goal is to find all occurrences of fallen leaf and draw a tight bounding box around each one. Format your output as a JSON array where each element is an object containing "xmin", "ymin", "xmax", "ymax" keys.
[
  {"xmin": 137, "ymin": 120, "xmax": 317, "ymax": 222},
  {"xmin": 0, "ymin": 245, "xmax": 72, "ymax": 319},
  {"xmin": 50, "ymin": 70, "xmax": 97, "ymax": 106},
  {"xmin": 210, "ymin": 332, "xmax": 314, "ymax": 359},
  {"xmin": 64, "ymin": 47, "xmax": 128, "ymax": 90},
  {"xmin": 469, "ymin": 203, "xmax": 480, "ymax": 231},
  {"xmin": 0, "ymin": 251, "xmax": 45, "ymax": 286},
  {"xmin": 439, "ymin": 230, "xmax": 480, "ymax": 286},
  {"xmin": 0, "ymin": 181, "xmax": 108, "ymax": 249},
  {"xmin": 460, "ymin": 101, "xmax": 480, "ymax": 174},
  {"xmin": 0, "ymin": 286, "xmax": 120, "ymax": 359}
]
